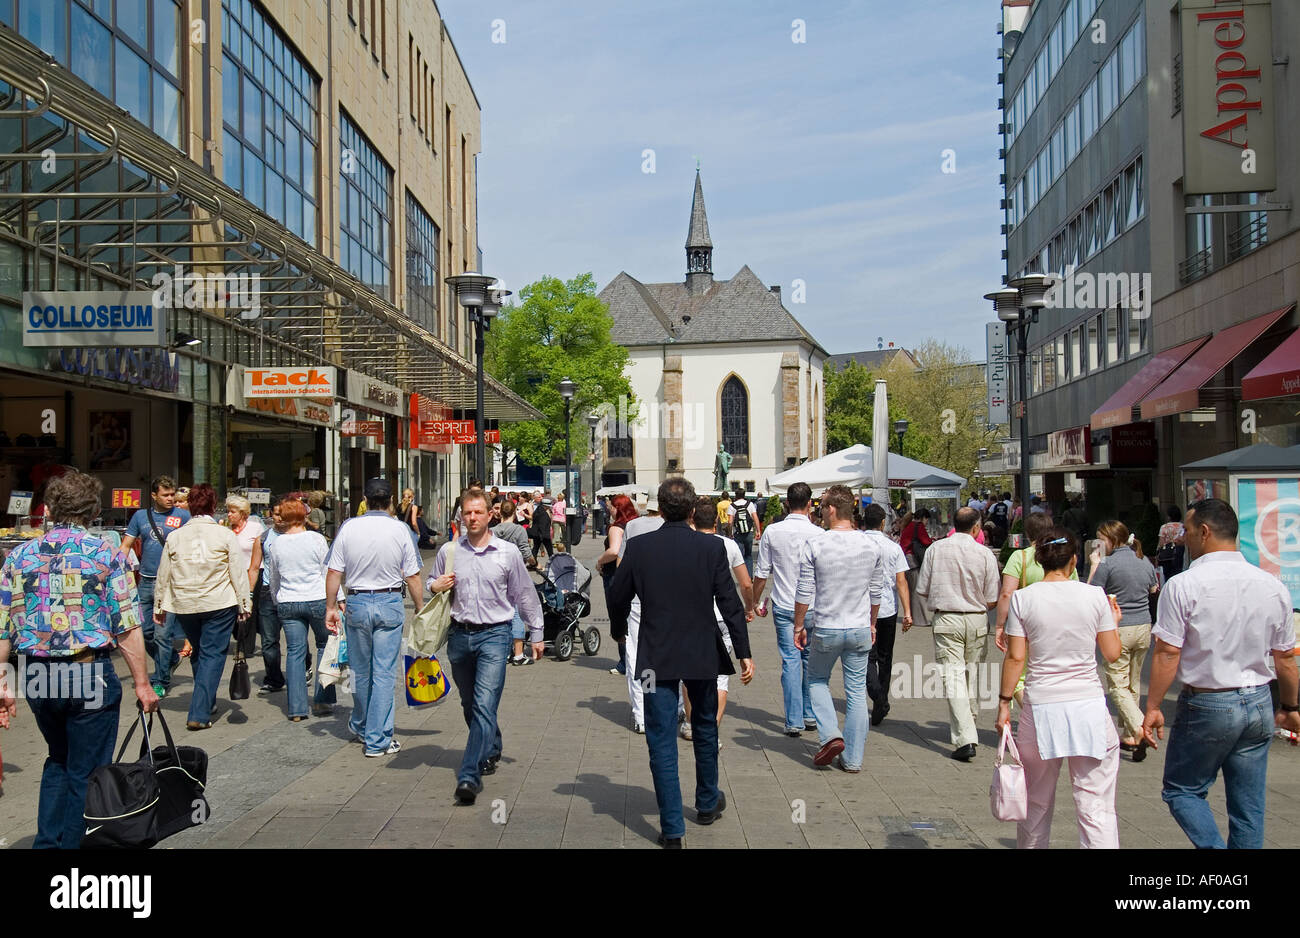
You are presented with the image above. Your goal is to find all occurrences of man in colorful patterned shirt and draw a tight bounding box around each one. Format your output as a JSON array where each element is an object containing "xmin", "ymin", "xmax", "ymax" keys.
[{"xmin": 0, "ymin": 471, "xmax": 158, "ymax": 849}]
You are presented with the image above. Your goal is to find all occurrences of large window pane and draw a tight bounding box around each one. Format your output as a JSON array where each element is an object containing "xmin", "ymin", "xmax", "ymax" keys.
[
  {"xmin": 153, "ymin": 0, "xmax": 179, "ymax": 75},
  {"xmin": 71, "ymin": 5, "xmax": 113, "ymax": 97},
  {"xmin": 20, "ymin": 0, "xmax": 67, "ymax": 57},
  {"xmin": 117, "ymin": 0, "xmax": 148, "ymax": 49},
  {"xmin": 152, "ymin": 73, "xmax": 180, "ymax": 147},
  {"xmin": 242, "ymin": 73, "xmax": 261, "ymax": 142},
  {"xmin": 1106, "ymin": 308, "xmax": 1121, "ymax": 364},
  {"xmin": 1089, "ymin": 315, "xmax": 1100, "ymax": 370},
  {"xmin": 223, "ymin": 129, "xmax": 242, "ymax": 188},
  {"xmin": 115, "ymin": 40, "xmax": 150, "ymax": 121},
  {"xmin": 339, "ymin": 112, "xmax": 393, "ymax": 299}
]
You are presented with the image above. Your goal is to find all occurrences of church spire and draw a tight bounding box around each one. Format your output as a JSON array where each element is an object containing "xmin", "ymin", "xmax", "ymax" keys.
[{"xmin": 685, "ymin": 169, "xmax": 713, "ymax": 295}]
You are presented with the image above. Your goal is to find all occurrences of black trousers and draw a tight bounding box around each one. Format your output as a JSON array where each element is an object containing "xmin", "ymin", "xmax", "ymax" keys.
[{"xmin": 867, "ymin": 613, "xmax": 898, "ymax": 705}]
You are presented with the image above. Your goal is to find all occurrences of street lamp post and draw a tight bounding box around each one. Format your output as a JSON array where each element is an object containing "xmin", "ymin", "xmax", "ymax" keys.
[
  {"xmin": 559, "ymin": 377, "xmax": 576, "ymax": 544},
  {"xmin": 445, "ymin": 273, "xmax": 507, "ymax": 485},
  {"xmin": 984, "ymin": 274, "xmax": 1052, "ymax": 510},
  {"xmin": 893, "ymin": 417, "xmax": 909, "ymax": 454},
  {"xmin": 587, "ymin": 413, "xmax": 599, "ymax": 532}
]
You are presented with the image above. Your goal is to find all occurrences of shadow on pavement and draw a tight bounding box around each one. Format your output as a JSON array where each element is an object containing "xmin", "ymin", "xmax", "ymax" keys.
[{"xmin": 563, "ymin": 772, "xmax": 660, "ymax": 844}]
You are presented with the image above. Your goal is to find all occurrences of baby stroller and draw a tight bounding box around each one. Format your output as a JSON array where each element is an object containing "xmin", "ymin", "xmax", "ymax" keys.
[{"xmin": 537, "ymin": 553, "xmax": 599, "ymax": 661}]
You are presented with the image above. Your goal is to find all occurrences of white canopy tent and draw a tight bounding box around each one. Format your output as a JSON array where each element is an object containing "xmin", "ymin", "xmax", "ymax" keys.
[
  {"xmin": 765, "ymin": 444, "xmax": 966, "ymax": 495},
  {"xmin": 594, "ymin": 482, "xmax": 652, "ymax": 498}
]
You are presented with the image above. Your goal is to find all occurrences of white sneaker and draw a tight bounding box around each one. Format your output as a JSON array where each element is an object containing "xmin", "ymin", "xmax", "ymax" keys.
[
  {"xmin": 679, "ymin": 722, "xmax": 693, "ymax": 741},
  {"xmin": 365, "ymin": 739, "xmax": 401, "ymax": 757}
]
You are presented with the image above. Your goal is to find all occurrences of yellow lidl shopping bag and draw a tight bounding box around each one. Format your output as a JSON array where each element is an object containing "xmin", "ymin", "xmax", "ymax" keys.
[{"xmin": 404, "ymin": 648, "xmax": 449, "ymax": 708}]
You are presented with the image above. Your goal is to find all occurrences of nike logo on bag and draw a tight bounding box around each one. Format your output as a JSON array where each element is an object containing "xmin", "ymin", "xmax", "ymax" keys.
[{"xmin": 85, "ymin": 825, "xmax": 103, "ymax": 835}]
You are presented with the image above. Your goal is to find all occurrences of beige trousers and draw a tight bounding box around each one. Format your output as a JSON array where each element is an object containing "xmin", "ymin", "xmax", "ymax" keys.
[
  {"xmin": 931, "ymin": 611, "xmax": 989, "ymax": 747},
  {"xmin": 1103, "ymin": 623, "xmax": 1150, "ymax": 739}
]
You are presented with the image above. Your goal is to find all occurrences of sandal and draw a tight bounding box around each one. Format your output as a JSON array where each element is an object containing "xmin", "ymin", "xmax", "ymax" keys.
[{"xmin": 179, "ymin": 640, "xmax": 193, "ymax": 658}]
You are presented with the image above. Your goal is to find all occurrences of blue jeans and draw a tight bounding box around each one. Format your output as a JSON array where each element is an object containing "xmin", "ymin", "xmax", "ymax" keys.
[
  {"xmin": 177, "ymin": 606, "xmax": 237, "ymax": 724},
  {"xmin": 644, "ymin": 678, "xmax": 720, "ymax": 839},
  {"xmin": 1162, "ymin": 685, "xmax": 1273, "ymax": 849},
  {"xmin": 345, "ymin": 592, "xmax": 406, "ymax": 754},
  {"xmin": 807, "ymin": 627, "xmax": 872, "ymax": 769},
  {"xmin": 258, "ymin": 578, "xmax": 286, "ymax": 689},
  {"xmin": 734, "ymin": 531, "xmax": 754, "ymax": 575},
  {"xmin": 446, "ymin": 623, "xmax": 511, "ymax": 785},
  {"xmin": 137, "ymin": 576, "xmax": 179, "ymax": 687},
  {"xmin": 772, "ymin": 604, "xmax": 814, "ymax": 730},
  {"xmin": 279, "ymin": 599, "xmax": 336, "ymax": 718},
  {"xmin": 25, "ymin": 656, "xmax": 122, "ymax": 848}
]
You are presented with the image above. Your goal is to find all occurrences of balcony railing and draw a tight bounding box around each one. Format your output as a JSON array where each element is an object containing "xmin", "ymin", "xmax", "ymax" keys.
[
  {"xmin": 1227, "ymin": 213, "xmax": 1269, "ymax": 261},
  {"xmin": 1178, "ymin": 246, "xmax": 1212, "ymax": 285}
]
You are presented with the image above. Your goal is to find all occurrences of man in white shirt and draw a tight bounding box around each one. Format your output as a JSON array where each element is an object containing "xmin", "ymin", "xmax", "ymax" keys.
[
  {"xmin": 752, "ymin": 482, "xmax": 824, "ymax": 736},
  {"xmin": 325, "ymin": 479, "xmax": 425, "ymax": 758},
  {"xmin": 861, "ymin": 503, "xmax": 912, "ymax": 726},
  {"xmin": 793, "ymin": 485, "xmax": 889, "ymax": 772},
  {"xmin": 915, "ymin": 507, "xmax": 1000, "ymax": 761},
  {"xmin": 1142, "ymin": 498, "xmax": 1298, "ymax": 849}
]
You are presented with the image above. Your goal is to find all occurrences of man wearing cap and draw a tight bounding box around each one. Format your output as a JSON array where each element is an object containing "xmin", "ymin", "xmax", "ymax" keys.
[
  {"xmin": 429, "ymin": 488, "xmax": 544, "ymax": 805},
  {"xmin": 325, "ymin": 479, "xmax": 424, "ymax": 757}
]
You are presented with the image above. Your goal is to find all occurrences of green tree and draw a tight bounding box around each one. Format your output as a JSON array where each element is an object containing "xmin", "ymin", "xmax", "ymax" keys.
[
  {"xmin": 823, "ymin": 359, "xmax": 924, "ymax": 459},
  {"xmin": 484, "ymin": 273, "xmax": 635, "ymax": 469}
]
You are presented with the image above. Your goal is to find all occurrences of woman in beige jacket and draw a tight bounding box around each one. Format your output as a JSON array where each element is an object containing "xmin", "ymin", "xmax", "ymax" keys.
[{"xmin": 155, "ymin": 483, "xmax": 252, "ymax": 730}]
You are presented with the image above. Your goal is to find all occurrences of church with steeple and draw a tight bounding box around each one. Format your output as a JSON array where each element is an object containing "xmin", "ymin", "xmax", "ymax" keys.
[{"xmin": 598, "ymin": 172, "xmax": 828, "ymax": 494}]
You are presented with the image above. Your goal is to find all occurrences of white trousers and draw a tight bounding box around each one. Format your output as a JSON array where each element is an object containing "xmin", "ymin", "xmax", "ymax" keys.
[
  {"xmin": 626, "ymin": 598, "xmax": 644, "ymax": 726},
  {"xmin": 1017, "ymin": 702, "xmax": 1121, "ymax": 849}
]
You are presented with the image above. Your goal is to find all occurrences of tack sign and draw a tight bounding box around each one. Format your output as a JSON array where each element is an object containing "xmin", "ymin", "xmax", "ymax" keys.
[
  {"xmin": 23, "ymin": 291, "xmax": 165, "ymax": 347},
  {"xmin": 243, "ymin": 366, "xmax": 337, "ymax": 398}
]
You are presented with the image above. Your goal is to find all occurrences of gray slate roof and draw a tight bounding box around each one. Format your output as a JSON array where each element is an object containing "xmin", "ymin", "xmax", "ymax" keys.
[
  {"xmin": 825, "ymin": 348, "xmax": 918, "ymax": 372},
  {"xmin": 600, "ymin": 264, "xmax": 827, "ymax": 355}
]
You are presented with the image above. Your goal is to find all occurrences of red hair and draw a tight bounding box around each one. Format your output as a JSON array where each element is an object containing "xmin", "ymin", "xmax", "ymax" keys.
[
  {"xmin": 609, "ymin": 494, "xmax": 638, "ymax": 527},
  {"xmin": 188, "ymin": 483, "xmax": 216, "ymax": 516},
  {"xmin": 279, "ymin": 498, "xmax": 307, "ymax": 525}
]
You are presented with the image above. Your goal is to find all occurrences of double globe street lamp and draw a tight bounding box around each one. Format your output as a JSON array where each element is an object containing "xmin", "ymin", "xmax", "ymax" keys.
[
  {"xmin": 983, "ymin": 273, "xmax": 1052, "ymax": 509},
  {"xmin": 445, "ymin": 273, "xmax": 511, "ymax": 484},
  {"xmin": 558, "ymin": 376, "xmax": 578, "ymax": 545}
]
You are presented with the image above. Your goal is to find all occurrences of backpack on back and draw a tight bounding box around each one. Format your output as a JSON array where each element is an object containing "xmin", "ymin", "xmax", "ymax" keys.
[{"xmin": 732, "ymin": 501, "xmax": 753, "ymax": 536}]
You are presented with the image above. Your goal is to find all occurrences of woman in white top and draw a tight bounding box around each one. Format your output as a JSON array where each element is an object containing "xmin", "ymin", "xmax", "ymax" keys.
[
  {"xmin": 264, "ymin": 497, "xmax": 335, "ymax": 722},
  {"xmin": 996, "ymin": 528, "xmax": 1123, "ymax": 848}
]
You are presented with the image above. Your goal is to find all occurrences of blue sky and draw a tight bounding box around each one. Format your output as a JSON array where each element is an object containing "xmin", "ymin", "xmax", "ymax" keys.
[{"xmin": 440, "ymin": 1, "xmax": 1005, "ymax": 357}]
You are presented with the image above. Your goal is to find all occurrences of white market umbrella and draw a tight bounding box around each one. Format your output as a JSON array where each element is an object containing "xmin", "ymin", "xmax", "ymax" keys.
[
  {"xmin": 765, "ymin": 444, "xmax": 965, "ymax": 495},
  {"xmin": 871, "ymin": 379, "xmax": 890, "ymax": 510}
]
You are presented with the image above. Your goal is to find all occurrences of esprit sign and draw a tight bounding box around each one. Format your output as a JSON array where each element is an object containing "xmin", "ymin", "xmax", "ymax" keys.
[
  {"xmin": 243, "ymin": 366, "xmax": 336, "ymax": 398},
  {"xmin": 1181, "ymin": 0, "xmax": 1275, "ymax": 194},
  {"xmin": 22, "ymin": 291, "xmax": 165, "ymax": 347}
]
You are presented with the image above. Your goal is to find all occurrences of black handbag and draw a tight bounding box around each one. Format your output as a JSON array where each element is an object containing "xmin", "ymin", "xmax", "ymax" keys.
[
  {"xmin": 229, "ymin": 651, "xmax": 250, "ymax": 700},
  {"xmin": 82, "ymin": 708, "xmax": 209, "ymax": 848}
]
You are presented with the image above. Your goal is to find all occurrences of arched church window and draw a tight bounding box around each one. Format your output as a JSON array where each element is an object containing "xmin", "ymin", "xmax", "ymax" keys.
[{"xmin": 720, "ymin": 375, "xmax": 749, "ymax": 458}]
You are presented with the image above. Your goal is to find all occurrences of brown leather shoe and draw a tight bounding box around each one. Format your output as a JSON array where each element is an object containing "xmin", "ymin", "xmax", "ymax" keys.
[{"xmin": 814, "ymin": 737, "xmax": 845, "ymax": 766}]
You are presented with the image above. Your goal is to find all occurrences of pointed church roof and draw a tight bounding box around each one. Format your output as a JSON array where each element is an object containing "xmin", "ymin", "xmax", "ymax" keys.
[
  {"xmin": 685, "ymin": 170, "xmax": 712, "ymax": 249},
  {"xmin": 599, "ymin": 265, "xmax": 828, "ymax": 355}
]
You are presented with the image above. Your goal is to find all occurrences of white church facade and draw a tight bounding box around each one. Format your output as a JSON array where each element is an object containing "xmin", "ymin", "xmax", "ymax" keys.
[{"xmin": 598, "ymin": 172, "xmax": 828, "ymax": 494}]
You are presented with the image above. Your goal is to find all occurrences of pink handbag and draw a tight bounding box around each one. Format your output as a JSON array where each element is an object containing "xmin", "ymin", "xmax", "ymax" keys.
[{"xmin": 990, "ymin": 724, "xmax": 1028, "ymax": 821}]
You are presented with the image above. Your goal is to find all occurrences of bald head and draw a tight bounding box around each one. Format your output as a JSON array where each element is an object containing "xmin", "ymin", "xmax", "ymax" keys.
[{"xmin": 954, "ymin": 507, "xmax": 981, "ymax": 533}]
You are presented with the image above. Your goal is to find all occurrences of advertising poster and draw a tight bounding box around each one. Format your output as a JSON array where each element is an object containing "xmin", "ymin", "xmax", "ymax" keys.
[{"xmin": 1236, "ymin": 477, "xmax": 1300, "ymax": 605}]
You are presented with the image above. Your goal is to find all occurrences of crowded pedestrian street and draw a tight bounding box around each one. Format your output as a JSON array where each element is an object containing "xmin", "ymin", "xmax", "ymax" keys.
[{"xmin": 3, "ymin": 529, "xmax": 1296, "ymax": 851}]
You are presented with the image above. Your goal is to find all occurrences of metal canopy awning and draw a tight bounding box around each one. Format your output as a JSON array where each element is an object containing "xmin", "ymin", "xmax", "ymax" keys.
[{"xmin": 0, "ymin": 31, "xmax": 540, "ymax": 422}]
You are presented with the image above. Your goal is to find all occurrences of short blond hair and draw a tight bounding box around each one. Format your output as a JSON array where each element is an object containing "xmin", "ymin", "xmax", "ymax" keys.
[{"xmin": 225, "ymin": 494, "xmax": 251, "ymax": 515}]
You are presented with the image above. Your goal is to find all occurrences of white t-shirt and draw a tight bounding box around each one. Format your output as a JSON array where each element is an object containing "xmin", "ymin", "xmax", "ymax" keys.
[
  {"xmin": 265, "ymin": 530, "xmax": 330, "ymax": 603},
  {"xmin": 327, "ymin": 513, "xmax": 421, "ymax": 589},
  {"xmin": 712, "ymin": 532, "xmax": 746, "ymax": 621},
  {"xmin": 1007, "ymin": 580, "xmax": 1114, "ymax": 705},
  {"xmin": 865, "ymin": 529, "xmax": 909, "ymax": 619},
  {"xmin": 233, "ymin": 516, "xmax": 264, "ymax": 574}
]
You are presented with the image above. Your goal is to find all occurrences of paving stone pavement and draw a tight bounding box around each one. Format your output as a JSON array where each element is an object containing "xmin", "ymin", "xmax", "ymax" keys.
[{"xmin": 3, "ymin": 531, "xmax": 1299, "ymax": 849}]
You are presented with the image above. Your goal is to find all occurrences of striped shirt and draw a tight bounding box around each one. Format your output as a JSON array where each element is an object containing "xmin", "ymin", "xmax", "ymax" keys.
[{"xmin": 795, "ymin": 530, "xmax": 889, "ymax": 630}]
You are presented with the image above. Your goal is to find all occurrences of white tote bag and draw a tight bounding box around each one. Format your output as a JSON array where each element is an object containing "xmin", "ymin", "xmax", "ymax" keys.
[{"xmin": 990, "ymin": 723, "xmax": 1028, "ymax": 822}]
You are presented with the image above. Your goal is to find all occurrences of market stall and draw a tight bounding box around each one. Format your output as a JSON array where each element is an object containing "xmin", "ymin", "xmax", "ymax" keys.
[{"xmin": 765, "ymin": 444, "xmax": 966, "ymax": 498}]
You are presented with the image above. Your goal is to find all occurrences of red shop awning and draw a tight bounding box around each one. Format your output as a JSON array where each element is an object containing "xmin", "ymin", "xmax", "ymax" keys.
[
  {"xmin": 1090, "ymin": 336, "xmax": 1208, "ymax": 430},
  {"xmin": 1242, "ymin": 327, "xmax": 1300, "ymax": 401},
  {"xmin": 1139, "ymin": 305, "xmax": 1295, "ymax": 420}
]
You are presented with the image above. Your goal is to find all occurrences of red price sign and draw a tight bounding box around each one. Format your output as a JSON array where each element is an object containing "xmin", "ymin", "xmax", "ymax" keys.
[{"xmin": 112, "ymin": 489, "xmax": 142, "ymax": 509}]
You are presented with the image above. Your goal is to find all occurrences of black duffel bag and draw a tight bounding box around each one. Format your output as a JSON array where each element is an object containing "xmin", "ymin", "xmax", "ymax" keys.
[{"xmin": 82, "ymin": 708, "xmax": 209, "ymax": 848}]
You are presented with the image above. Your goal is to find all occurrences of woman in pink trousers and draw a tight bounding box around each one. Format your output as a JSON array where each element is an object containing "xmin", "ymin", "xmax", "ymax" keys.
[{"xmin": 996, "ymin": 527, "xmax": 1123, "ymax": 848}]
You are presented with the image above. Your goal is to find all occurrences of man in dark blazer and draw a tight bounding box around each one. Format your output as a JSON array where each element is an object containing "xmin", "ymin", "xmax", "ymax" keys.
[{"xmin": 608, "ymin": 477, "xmax": 755, "ymax": 847}]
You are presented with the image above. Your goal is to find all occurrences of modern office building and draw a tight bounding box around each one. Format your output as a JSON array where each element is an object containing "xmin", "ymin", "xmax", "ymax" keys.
[
  {"xmin": 991, "ymin": 0, "xmax": 1296, "ymax": 529},
  {"xmin": 0, "ymin": 0, "xmax": 535, "ymax": 530}
]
